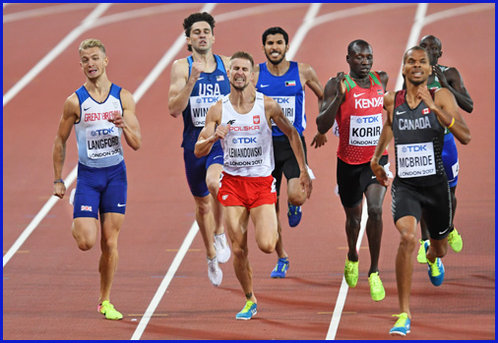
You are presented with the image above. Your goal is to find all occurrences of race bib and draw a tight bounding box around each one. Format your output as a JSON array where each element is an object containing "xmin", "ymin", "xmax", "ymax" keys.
[
  {"xmin": 86, "ymin": 126, "xmax": 121, "ymax": 159},
  {"xmin": 271, "ymin": 96, "xmax": 295, "ymax": 125},
  {"xmin": 349, "ymin": 114, "xmax": 382, "ymax": 146},
  {"xmin": 396, "ymin": 142, "xmax": 436, "ymax": 178},
  {"xmin": 189, "ymin": 95, "xmax": 221, "ymax": 127}
]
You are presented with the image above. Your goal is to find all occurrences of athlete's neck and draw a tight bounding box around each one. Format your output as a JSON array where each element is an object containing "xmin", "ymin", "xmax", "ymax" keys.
[
  {"xmin": 229, "ymin": 86, "xmax": 256, "ymax": 114},
  {"xmin": 84, "ymin": 76, "xmax": 112, "ymax": 101},
  {"xmin": 192, "ymin": 51, "xmax": 216, "ymax": 71},
  {"xmin": 266, "ymin": 60, "xmax": 290, "ymax": 76},
  {"xmin": 405, "ymin": 82, "xmax": 427, "ymax": 107}
]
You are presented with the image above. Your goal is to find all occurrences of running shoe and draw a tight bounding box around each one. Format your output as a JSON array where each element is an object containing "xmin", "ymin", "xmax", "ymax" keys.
[
  {"xmin": 235, "ymin": 300, "xmax": 257, "ymax": 320},
  {"xmin": 270, "ymin": 257, "xmax": 289, "ymax": 278},
  {"xmin": 389, "ymin": 312, "xmax": 411, "ymax": 336},
  {"xmin": 447, "ymin": 227, "xmax": 463, "ymax": 253},
  {"xmin": 368, "ymin": 272, "xmax": 385, "ymax": 301},
  {"xmin": 207, "ymin": 256, "xmax": 222, "ymax": 287},
  {"xmin": 344, "ymin": 259, "xmax": 359, "ymax": 288},
  {"xmin": 287, "ymin": 203, "xmax": 302, "ymax": 227},
  {"xmin": 417, "ymin": 239, "xmax": 428, "ymax": 264},
  {"xmin": 424, "ymin": 240, "xmax": 445, "ymax": 286},
  {"xmin": 214, "ymin": 233, "xmax": 231, "ymax": 263},
  {"xmin": 98, "ymin": 300, "xmax": 123, "ymax": 320}
]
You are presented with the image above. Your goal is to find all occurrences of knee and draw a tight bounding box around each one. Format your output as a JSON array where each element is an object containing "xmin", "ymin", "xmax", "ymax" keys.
[
  {"xmin": 367, "ymin": 205, "xmax": 383, "ymax": 222},
  {"xmin": 346, "ymin": 215, "xmax": 361, "ymax": 230},
  {"xmin": 287, "ymin": 193, "xmax": 305, "ymax": 206},
  {"xmin": 258, "ymin": 241, "xmax": 275, "ymax": 254},
  {"xmin": 399, "ymin": 230, "xmax": 418, "ymax": 252},
  {"xmin": 206, "ymin": 178, "xmax": 219, "ymax": 198},
  {"xmin": 196, "ymin": 199, "xmax": 211, "ymax": 216},
  {"xmin": 232, "ymin": 245, "xmax": 248, "ymax": 259},
  {"xmin": 76, "ymin": 240, "xmax": 93, "ymax": 251}
]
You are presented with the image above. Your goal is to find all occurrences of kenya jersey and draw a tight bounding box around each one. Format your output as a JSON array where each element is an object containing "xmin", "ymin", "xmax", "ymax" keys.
[
  {"xmin": 220, "ymin": 92, "xmax": 274, "ymax": 177},
  {"xmin": 336, "ymin": 72, "xmax": 387, "ymax": 164}
]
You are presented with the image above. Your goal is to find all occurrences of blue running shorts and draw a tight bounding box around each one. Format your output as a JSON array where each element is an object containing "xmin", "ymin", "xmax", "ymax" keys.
[{"xmin": 442, "ymin": 132, "xmax": 459, "ymax": 188}]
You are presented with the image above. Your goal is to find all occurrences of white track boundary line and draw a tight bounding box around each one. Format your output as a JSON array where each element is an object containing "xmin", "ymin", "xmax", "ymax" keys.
[
  {"xmin": 326, "ymin": 3, "xmax": 428, "ymax": 340},
  {"xmin": 3, "ymin": 3, "xmax": 111, "ymax": 107},
  {"xmin": 3, "ymin": 4, "xmax": 96, "ymax": 23}
]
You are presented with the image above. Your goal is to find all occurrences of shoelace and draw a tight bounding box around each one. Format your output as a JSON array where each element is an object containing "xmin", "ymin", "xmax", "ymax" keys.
[
  {"xmin": 428, "ymin": 259, "xmax": 441, "ymax": 276},
  {"xmin": 392, "ymin": 313, "xmax": 408, "ymax": 326}
]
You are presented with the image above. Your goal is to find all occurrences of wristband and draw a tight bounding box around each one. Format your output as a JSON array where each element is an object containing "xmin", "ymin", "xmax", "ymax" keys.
[
  {"xmin": 53, "ymin": 179, "xmax": 64, "ymax": 184},
  {"xmin": 447, "ymin": 117, "xmax": 455, "ymax": 129}
]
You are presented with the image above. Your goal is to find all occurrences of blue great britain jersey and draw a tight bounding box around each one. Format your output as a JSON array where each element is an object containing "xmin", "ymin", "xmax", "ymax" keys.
[
  {"xmin": 74, "ymin": 83, "xmax": 124, "ymax": 168},
  {"xmin": 181, "ymin": 54, "xmax": 230, "ymax": 150},
  {"xmin": 256, "ymin": 61, "xmax": 306, "ymax": 136}
]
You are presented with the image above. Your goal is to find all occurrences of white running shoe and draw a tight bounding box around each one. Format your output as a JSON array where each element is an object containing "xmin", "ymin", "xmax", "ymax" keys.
[
  {"xmin": 207, "ymin": 257, "xmax": 222, "ymax": 286},
  {"xmin": 214, "ymin": 233, "xmax": 231, "ymax": 263}
]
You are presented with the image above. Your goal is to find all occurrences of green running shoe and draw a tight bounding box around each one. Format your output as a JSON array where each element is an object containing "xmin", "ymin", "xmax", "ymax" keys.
[
  {"xmin": 235, "ymin": 300, "xmax": 257, "ymax": 320},
  {"xmin": 417, "ymin": 240, "xmax": 428, "ymax": 264},
  {"xmin": 368, "ymin": 272, "xmax": 385, "ymax": 301},
  {"xmin": 447, "ymin": 228, "xmax": 463, "ymax": 252},
  {"xmin": 344, "ymin": 259, "xmax": 359, "ymax": 288},
  {"xmin": 389, "ymin": 312, "xmax": 411, "ymax": 336},
  {"xmin": 98, "ymin": 300, "xmax": 123, "ymax": 320}
]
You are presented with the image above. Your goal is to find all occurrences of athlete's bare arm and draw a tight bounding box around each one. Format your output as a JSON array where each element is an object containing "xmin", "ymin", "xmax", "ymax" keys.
[
  {"xmin": 110, "ymin": 88, "xmax": 141, "ymax": 150},
  {"xmin": 316, "ymin": 72, "xmax": 346, "ymax": 134},
  {"xmin": 168, "ymin": 58, "xmax": 201, "ymax": 117},
  {"xmin": 267, "ymin": 96, "xmax": 312, "ymax": 199},
  {"xmin": 52, "ymin": 94, "xmax": 79, "ymax": 199},
  {"xmin": 194, "ymin": 100, "xmax": 223, "ymax": 157},
  {"xmin": 371, "ymin": 91, "xmax": 394, "ymax": 187},
  {"xmin": 435, "ymin": 66, "xmax": 473, "ymax": 113}
]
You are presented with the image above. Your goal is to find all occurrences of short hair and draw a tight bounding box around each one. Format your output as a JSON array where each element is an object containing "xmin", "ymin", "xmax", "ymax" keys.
[
  {"xmin": 403, "ymin": 45, "xmax": 428, "ymax": 64},
  {"xmin": 79, "ymin": 39, "xmax": 106, "ymax": 55},
  {"xmin": 230, "ymin": 51, "xmax": 254, "ymax": 68},
  {"xmin": 183, "ymin": 12, "xmax": 215, "ymax": 52},
  {"xmin": 347, "ymin": 39, "xmax": 371, "ymax": 55},
  {"xmin": 420, "ymin": 34, "xmax": 442, "ymax": 49},
  {"xmin": 262, "ymin": 26, "xmax": 289, "ymax": 45}
]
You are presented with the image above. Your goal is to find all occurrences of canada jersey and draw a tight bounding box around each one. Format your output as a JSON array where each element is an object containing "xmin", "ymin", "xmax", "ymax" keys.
[
  {"xmin": 74, "ymin": 83, "xmax": 124, "ymax": 168},
  {"xmin": 392, "ymin": 89, "xmax": 446, "ymax": 186},
  {"xmin": 336, "ymin": 72, "xmax": 387, "ymax": 164},
  {"xmin": 256, "ymin": 61, "xmax": 305, "ymax": 136},
  {"xmin": 181, "ymin": 54, "xmax": 230, "ymax": 150},
  {"xmin": 220, "ymin": 92, "xmax": 274, "ymax": 177}
]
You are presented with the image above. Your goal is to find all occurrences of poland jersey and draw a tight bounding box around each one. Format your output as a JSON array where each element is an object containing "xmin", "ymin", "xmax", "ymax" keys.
[
  {"xmin": 181, "ymin": 54, "xmax": 230, "ymax": 150},
  {"xmin": 392, "ymin": 89, "xmax": 446, "ymax": 186},
  {"xmin": 256, "ymin": 61, "xmax": 306, "ymax": 136},
  {"xmin": 220, "ymin": 92, "xmax": 274, "ymax": 177},
  {"xmin": 74, "ymin": 84, "xmax": 124, "ymax": 168},
  {"xmin": 336, "ymin": 72, "xmax": 387, "ymax": 164}
]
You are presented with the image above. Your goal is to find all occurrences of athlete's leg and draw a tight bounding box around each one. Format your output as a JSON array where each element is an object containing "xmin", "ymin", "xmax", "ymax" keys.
[
  {"xmin": 206, "ymin": 163, "xmax": 224, "ymax": 236},
  {"xmin": 193, "ymin": 194, "xmax": 217, "ymax": 259},
  {"xmin": 98, "ymin": 212, "xmax": 124, "ymax": 302},
  {"xmin": 394, "ymin": 215, "xmax": 418, "ymax": 319},
  {"xmin": 250, "ymin": 204, "xmax": 279, "ymax": 254},
  {"xmin": 344, "ymin": 204, "xmax": 362, "ymax": 262},
  {"xmin": 225, "ymin": 206, "xmax": 256, "ymax": 302},
  {"xmin": 365, "ymin": 183, "xmax": 387, "ymax": 275},
  {"xmin": 274, "ymin": 197, "xmax": 288, "ymax": 259},
  {"xmin": 287, "ymin": 177, "xmax": 307, "ymax": 206},
  {"xmin": 72, "ymin": 217, "xmax": 100, "ymax": 250}
]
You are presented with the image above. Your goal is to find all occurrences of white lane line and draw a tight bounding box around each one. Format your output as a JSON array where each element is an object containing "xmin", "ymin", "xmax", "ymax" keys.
[
  {"xmin": 3, "ymin": 4, "xmax": 96, "ymax": 23},
  {"xmin": 287, "ymin": 3, "xmax": 322, "ymax": 60},
  {"xmin": 326, "ymin": 3, "xmax": 427, "ymax": 340},
  {"xmin": 3, "ymin": 3, "xmax": 111, "ymax": 107}
]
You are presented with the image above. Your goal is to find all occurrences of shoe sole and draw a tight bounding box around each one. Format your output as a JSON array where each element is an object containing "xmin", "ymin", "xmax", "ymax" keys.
[{"xmin": 236, "ymin": 310, "xmax": 257, "ymax": 320}]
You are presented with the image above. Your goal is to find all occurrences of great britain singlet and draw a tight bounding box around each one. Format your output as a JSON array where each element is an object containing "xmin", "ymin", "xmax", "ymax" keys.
[
  {"xmin": 74, "ymin": 83, "xmax": 124, "ymax": 168},
  {"xmin": 256, "ymin": 61, "xmax": 306, "ymax": 136},
  {"xmin": 220, "ymin": 92, "xmax": 274, "ymax": 177},
  {"xmin": 336, "ymin": 72, "xmax": 387, "ymax": 164},
  {"xmin": 181, "ymin": 54, "xmax": 230, "ymax": 150},
  {"xmin": 392, "ymin": 89, "xmax": 446, "ymax": 186}
]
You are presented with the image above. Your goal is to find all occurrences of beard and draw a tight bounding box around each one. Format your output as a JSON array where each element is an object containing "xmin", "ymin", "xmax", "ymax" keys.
[
  {"xmin": 231, "ymin": 81, "xmax": 248, "ymax": 91},
  {"xmin": 265, "ymin": 51, "xmax": 286, "ymax": 65}
]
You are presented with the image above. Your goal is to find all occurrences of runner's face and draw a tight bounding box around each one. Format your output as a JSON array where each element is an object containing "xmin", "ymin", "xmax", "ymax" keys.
[
  {"xmin": 263, "ymin": 33, "xmax": 288, "ymax": 65},
  {"xmin": 419, "ymin": 37, "xmax": 441, "ymax": 66},
  {"xmin": 347, "ymin": 44, "xmax": 373, "ymax": 79},
  {"xmin": 80, "ymin": 47, "xmax": 107, "ymax": 80},
  {"xmin": 187, "ymin": 21, "xmax": 214, "ymax": 54},
  {"xmin": 403, "ymin": 49, "xmax": 431, "ymax": 86},
  {"xmin": 229, "ymin": 58, "xmax": 253, "ymax": 90}
]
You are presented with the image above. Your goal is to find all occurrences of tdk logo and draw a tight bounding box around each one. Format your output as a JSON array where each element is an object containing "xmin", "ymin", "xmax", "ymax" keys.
[
  {"xmin": 356, "ymin": 116, "xmax": 380, "ymax": 124},
  {"xmin": 232, "ymin": 137, "xmax": 257, "ymax": 144},
  {"xmin": 91, "ymin": 127, "xmax": 115, "ymax": 136},
  {"xmin": 274, "ymin": 97, "xmax": 290, "ymax": 104},
  {"xmin": 196, "ymin": 96, "xmax": 219, "ymax": 104},
  {"xmin": 402, "ymin": 145, "xmax": 427, "ymax": 153}
]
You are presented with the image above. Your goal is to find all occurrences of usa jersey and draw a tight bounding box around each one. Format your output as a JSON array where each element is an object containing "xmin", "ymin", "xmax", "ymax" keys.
[
  {"xmin": 256, "ymin": 61, "xmax": 306, "ymax": 136},
  {"xmin": 74, "ymin": 83, "xmax": 124, "ymax": 168},
  {"xmin": 181, "ymin": 54, "xmax": 230, "ymax": 150}
]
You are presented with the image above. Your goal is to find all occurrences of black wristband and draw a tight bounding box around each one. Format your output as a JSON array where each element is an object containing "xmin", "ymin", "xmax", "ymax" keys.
[{"xmin": 53, "ymin": 179, "xmax": 64, "ymax": 184}]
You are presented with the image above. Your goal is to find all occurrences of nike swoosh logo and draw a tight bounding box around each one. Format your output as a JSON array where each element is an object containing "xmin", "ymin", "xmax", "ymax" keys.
[
  {"xmin": 84, "ymin": 107, "xmax": 91, "ymax": 111},
  {"xmin": 395, "ymin": 110, "xmax": 406, "ymax": 115},
  {"xmin": 353, "ymin": 93, "xmax": 365, "ymax": 98},
  {"xmin": 117, "ymin": 203, "xmax": 126, "ymax": 207},
  {"xmin": 439, "ymin": 228, "xmax": 450, "ymax": 235},
  {"xmin": 197, "ymin": 77, "xmax": 204, "ymax": 81},
  {"xmin": 259, "ymin": 84, "xmax": 270, "ymax": 88}
]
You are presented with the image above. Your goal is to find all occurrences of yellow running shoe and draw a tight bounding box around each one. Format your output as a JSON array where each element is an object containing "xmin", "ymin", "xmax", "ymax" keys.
[
  {"xmin": 417, "ymin": 240, "xmax": 428, "ymax": 264},
  {"xmin": 447, "ymin": 228, "xmax": 463, "ymax": 253},
  {"xmin": 389, "ymin": 312, "xmax": 411, "ymax": 336},
  {"xmin": 344, "ymin": 259, "xmax": 359, "ymax": 288},
  {"xmin": 98, "ymin": 300, "xmax": 123, "ymax": 320},
  {"xmin": 368, "ymin": 272, "xmax": 385, "ymax": 301}
]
